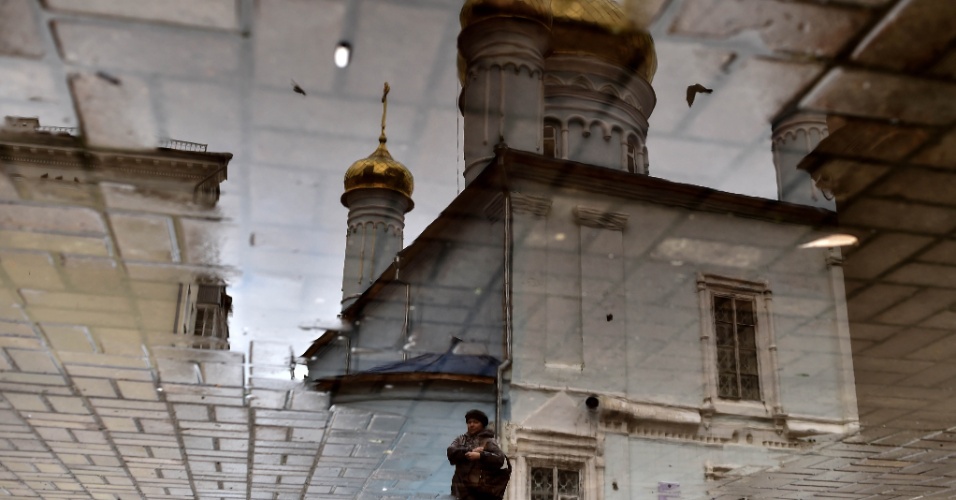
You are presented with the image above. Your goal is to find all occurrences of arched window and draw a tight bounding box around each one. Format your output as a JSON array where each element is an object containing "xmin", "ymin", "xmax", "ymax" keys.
[
  {"xmin": 625, "ymin": 137, "xmax": 639, "ymax": 173},
  {"xmin": 543, "ymin": 120, "xmax": 560, "ymax": 158}
]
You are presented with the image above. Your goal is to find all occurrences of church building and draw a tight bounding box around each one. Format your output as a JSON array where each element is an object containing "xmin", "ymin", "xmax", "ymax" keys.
[{"xmin": 304, "ymin": 0, "xmax": 859, "ymax": 498}]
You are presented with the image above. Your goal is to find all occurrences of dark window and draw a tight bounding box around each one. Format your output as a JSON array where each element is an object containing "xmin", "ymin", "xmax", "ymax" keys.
[
  {"xmin": 543, "ymin": 124, "xmax": 557, "ymax": 158},
  {"xmin": 193, "ymin": 305, "xmax": 215, "ymax": 337},
  {"xmin": 713, "ymin": 295, "xmax": 760, "ymax": 401},
  {"xmin": 531, "ymin": 466, "xmax": 580, "ymax": 500}
]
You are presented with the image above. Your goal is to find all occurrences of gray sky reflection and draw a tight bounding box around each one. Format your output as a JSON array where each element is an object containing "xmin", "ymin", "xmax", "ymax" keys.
[{"xmin": 2, "ymin": 0, "xmax": 827, "ymax": 371}]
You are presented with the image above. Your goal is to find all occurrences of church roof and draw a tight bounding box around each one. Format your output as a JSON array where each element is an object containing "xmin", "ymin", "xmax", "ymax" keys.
[
  {"xmin": 460, "ymin": 0, "xmax": 552, "ymax": 28},
  {"xmin": 551, "ymin": 0, "xmax": 630, "ymax": 32},
  {"xmin": 550, "ymin": 0, "xmax": 658, "ymax": 82}
]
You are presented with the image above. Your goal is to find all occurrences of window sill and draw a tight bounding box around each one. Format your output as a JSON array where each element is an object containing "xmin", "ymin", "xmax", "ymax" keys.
[{"xmin": 709, "ymin": 399, "xmax": 773, "ymax": 419}]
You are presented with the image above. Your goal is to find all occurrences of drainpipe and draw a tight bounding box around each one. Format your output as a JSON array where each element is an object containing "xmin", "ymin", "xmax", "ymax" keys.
[
  {"xmin": 496, "ymin": 190, "xmax": 513, "ymax": 435},
  {"xmin": 392, "ymin": 256, "xmax": 412, "ymax": 362},
  {"xmin": 401, "ymin": 281, "xmax": 411, "ymax": 361},
  {"xmin": 338, "ymin": 335, "xmax": 352, "ymax": 375}
]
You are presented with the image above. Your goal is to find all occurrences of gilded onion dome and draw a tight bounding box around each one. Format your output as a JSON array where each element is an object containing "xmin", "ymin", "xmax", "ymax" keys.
[
  {"xmin": 342, "ymin": 83, "xmax": 414, "ymax": 204},
  {"xmin": 460, "ymin": 0, "xmax": 552, "ymax": 28},
  {"xmin": 550, "ymin": 0, "xmax": 657, "ymax": 83}
]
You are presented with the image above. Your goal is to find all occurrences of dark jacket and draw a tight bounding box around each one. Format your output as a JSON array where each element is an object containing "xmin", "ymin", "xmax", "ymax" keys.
[{"xmin": 447, "ymin": 429, "xmax": 506, "ymax": 499}]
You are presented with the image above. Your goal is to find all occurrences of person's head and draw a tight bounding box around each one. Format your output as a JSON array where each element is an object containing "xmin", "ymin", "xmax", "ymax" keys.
[{"xmin": 465, "ymin": 409, "xmax": 488, "ymax": 435}]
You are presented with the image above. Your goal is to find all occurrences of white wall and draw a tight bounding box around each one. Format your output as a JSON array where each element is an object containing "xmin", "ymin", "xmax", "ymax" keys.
[{"xmin": 510, "ymin": 181, "xmax": 855, "ymax": 425}]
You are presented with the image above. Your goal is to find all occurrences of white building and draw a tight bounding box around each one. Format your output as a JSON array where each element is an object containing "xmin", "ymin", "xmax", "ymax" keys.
[
  {"xmin": 0, "ymin": 115, "xmax": 234, "ymax": 350},
  {"xmin": 305, "ymin": 0, "xmax": 858, "ymax": 498}
]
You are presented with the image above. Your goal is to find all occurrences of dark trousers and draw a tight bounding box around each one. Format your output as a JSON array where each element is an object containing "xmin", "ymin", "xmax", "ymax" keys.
[
  {"xmin": 453, "ymin": 486, "xmax": 501, "ymax": 500},
  {"xmin": 455, "ymin": 492, "xmax": 499, "ymax": 500}
]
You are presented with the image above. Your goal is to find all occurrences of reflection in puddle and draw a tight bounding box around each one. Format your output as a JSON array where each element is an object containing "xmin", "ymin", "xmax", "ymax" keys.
[
  {"xmin": 303, "ymin": 0, "xmax": 858, "ymax": 497},
  {"xmin": 1, "ymin": 0, "xmax": 955, "ymax": 497}
]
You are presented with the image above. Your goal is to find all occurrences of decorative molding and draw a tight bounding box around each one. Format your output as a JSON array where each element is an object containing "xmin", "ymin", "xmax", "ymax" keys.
[
  {"xmin": 484, "ymin": 193, "xmax": 505, "ymax": 222},
  {"xmin": 464, "ymin": 61, "xmax": 544, "ymax": 81},
  {"xmin": 511, "ymin": 428, "xmax": 600, "ymax": 458},
  {"xmin": 573, "ymin": 206, "xmax": 627, "ymax": 231},
  {"xmin": 545, "ymin": 87, "xmax": 648, "ymax": 123},
  {"xmin": 696, "ymin": 273, "xmax": 769, "ymax": 294},
  {"xmin": 496, "ymin": 149, "xmax": 836, "ymax": 227},
  {"xmin": 509, "ymin": 426, "xmax": 603, "ymax": 500},
  {"xmin": 598, "ymin": 395, "xmax": 700, "ymax": 427},
  {"xmin": 570, "ymin": 75, "xmax": 593, "ymax": 90},
  {"xmin": 772, "ymin": 125, "xmax": 828, "ymax": 147},
  {"xmin": 510, "ymin": 192, "xmax": 551, "ymax": 217},
  {"xmin": 623, "ymin": 94, "xmax": 641, "ymax": 111},
  {"xmin": 506, "ymin": 384, "xmax": 825, "ymax": 449},
  {"xmin": 347, "ymin": 221, "xmax": 403, "ymax": 235},
  {"xmin": 704, "ymin": 463, "xmax": 738, "ymax": 481},
  {"xmin": 1, "ymin": 149, "xmax": 223, "ymax": 183},
  {"xmin": 542, "ymin": 74, "xmax": 563, "ymax": 86},
  {"xmin": 543, "ymin": 73, "xmax": 644, "ymax": 113},
  {"xmin": 0, "ymin": 154, "xmax": 85, "ymax": 169},
  {"xmin": 771, "ymin": 111, "xmax": 829, "ymax": 147},
  {"xmin": 597, "ymin": 418, "xmax": 803, "ymax": 449}
]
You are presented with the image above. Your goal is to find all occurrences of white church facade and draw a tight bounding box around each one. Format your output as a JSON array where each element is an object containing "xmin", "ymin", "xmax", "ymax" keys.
[{"xmin": 304, "ymin": 0, "xmax": 858, "ymax": 498}]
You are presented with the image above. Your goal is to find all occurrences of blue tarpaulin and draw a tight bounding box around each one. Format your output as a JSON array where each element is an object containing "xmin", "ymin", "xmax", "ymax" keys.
[{"xmin": 362, "ymin": 351, "xmax": 500, "ymax": 378}]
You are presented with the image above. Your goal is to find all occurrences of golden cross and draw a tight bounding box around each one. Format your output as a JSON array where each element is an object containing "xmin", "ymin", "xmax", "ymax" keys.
[{"xmin": 380, "ymin": 82, "xmax": 390, "ymax": 143}]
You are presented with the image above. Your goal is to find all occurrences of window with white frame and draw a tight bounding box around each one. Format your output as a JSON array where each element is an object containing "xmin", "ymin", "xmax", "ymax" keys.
[
  {"xmin": 697, "ymin": 274, "xmax": 781, "ymax": 414},
  {"xmin": 530, "ymin": 466, "xmax": 581, "ymax": 500}
]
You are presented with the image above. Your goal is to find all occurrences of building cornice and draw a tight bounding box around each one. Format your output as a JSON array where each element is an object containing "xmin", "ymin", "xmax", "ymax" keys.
[
  {"xmin": 573, "ymin": 206, "xmax": 627, "ymax": 231},
  {"xmin": 499, "ymin": 148, "xmax": 837, "ymax": 227},
  {"xmin": 313, "ymin": 371, "xmax": 495, "ymax": 393},
  {"xmin": 0, "ymin": 142, "xmax": 230, "ymax": 184}
]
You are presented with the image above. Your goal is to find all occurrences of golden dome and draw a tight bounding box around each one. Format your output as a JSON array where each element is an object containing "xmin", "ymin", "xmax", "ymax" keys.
[
  {"xmin": 343, "ymin": 141, "xmax": 414, "ymax": 201},
  {"xmin": 551, "ymin": 0, "xmax": 629, "ymax": 31},
  {"xmin": 342, "ymin": 82, "xmax": 414, "ymax": 204},
  {"xmin": 550, "ymin": 0, "xmax": 658, "ymax": 82},
  {"xmin": 460, "ymin": 0, "xmax": 552, "ymax": 28}
]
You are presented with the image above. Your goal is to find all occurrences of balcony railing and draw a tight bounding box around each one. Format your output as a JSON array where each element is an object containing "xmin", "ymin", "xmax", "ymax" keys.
[
  {"xmin": 29, "ymin": 124, "xmax": 208, "ymax": 153},
  {"xmin": 35, "ymin": 125, "xmax": 78, "ymax": 135},
  {"xmin": 159, "ymin": 138, "xmax": 208, "ymax": 153}
]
